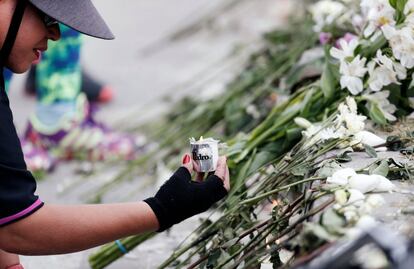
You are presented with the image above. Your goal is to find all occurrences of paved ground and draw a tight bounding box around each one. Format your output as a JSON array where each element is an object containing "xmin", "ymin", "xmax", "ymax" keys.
[{"xmin": 7, "ymin": 0, "xmax": 293, "ymax": 268}]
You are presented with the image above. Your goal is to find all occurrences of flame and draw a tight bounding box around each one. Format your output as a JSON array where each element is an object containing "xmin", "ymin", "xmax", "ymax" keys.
[{"xmin": 271, "ymin": 199, "xmax": 279, "ymax": 207}]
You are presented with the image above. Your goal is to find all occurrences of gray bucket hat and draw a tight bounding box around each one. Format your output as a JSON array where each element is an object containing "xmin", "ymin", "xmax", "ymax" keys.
[{"xmin": 28, "ymin": 0, "xmax": 115, "ymax": 40}]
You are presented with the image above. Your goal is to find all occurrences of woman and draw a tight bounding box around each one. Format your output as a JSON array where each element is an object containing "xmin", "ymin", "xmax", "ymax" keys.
[{"xmin": 0, "ymin": 0, "xmax": 230, "ymax": 268}]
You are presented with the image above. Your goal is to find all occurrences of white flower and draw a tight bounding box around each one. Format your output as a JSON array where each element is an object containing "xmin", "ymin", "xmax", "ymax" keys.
[
  {"xmin": 356, "ymin": 215, "xmax": 377, "ymax": 229},
  {"xmin": 362, "ymin": 90, "xmax": 397, "ymax": 121},
  {"xmin": 343, "ymin": 206, "xmax": 360, "ymax": 222},
  {"xmin": 327, "ymin": 168, "xmax": 357, "ymax": 185},
  {"xmin": 246, "ymin": 105, "xmax": 260, "ymax": 119},
  {"xmin": 404, "ymin": 0, "xmax": 414, "ymax": 15},
  {"xmin": 348, "ymin": 173, "xmax": 394, "ymax": 193},
  {"xmin": 404, "ymin": 1, "xmax": 414, "ymax": 28},
  {"xmin": 361, "ymin": 0, "xmax": 396, "ymax": 37},
  {"xmin": 294, "ymin": 117, "xmax": 312, "ymax": 129},
  {"xmin": 354, "ymin": 130, "xmax": 386, "ymax": 148},
  {"xmin": 302, "ymin": 124, "xmax": 322, "ymax": 139},
  {"xmin": 347, "ymin": 189, "xmax": 366, "ymax": 206},
  {"xmin": 382, "ymin": 25, "xmax": 414, "ymax": 68},
  {"xmin": 371, "ymin": 174, "xmax": 395, "ymax": 192},
  {"xmin": 339, "ymin": 55, "xmax": 368, "ymax": 95},
  {"xmin": 336, "ymin": 97, "xmax": 367, "ymax": 135},
  {"xmin": 367, "ymin": 50, "xmax": 407, "ymax": 92},
  {"xmin": 335, "ymin": 189, "xmax": 349, "ymax": 205},
  {"xmin": 349, "ymin": 174, "xmax": 380, "ymax": 193},
  {"xmin": 310, "ymin": 0, "xmax": 346, "ymax": 32},
  {"xmin": 345, "ymin": 96, "xmax": 358, "ymax": 114},
  {"xmin": 344, "ymin": 113, "xmax": 366, "ymax": 134},
  {"xmin": 330, "ymin": 38, "xmax": 359, "ymax": 61},
  {"xmin": 365, "ymin": 194, "xmax": 385, "ymax": 207}
]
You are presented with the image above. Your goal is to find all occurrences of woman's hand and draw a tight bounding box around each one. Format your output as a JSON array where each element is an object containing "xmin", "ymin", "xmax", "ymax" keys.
[{"xmin": 144, "ymin": 154, "xmax": 230, "ymax": 231}]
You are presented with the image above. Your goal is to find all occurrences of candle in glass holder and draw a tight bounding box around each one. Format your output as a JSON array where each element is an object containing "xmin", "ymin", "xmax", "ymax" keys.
[{"xmin": 190, "ymin": 137, "xmax": 219, "ymax": 172}]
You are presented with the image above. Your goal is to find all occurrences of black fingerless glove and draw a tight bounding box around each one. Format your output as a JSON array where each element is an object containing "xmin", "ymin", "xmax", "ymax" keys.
[{"xmin": 144, "ymin": 167, "xmax": 228, "ymax": 232}]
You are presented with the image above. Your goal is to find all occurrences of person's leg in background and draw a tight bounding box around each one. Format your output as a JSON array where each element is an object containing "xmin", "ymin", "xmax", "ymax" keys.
[
  {"xmin": 24, "ymin": 25, "xmax": 139, "ymax": 173},
  {"xmin": 34, "ymin": 24, "xmax": 82, "ymax": 125}
]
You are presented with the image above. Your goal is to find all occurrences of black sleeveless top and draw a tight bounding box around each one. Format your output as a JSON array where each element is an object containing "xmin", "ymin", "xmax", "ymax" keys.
[{"xmin": 0, "ymin": 71, "xmax": 43, "ymax": 227}]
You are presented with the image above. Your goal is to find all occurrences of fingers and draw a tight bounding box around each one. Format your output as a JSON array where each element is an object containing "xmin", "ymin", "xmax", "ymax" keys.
[
  {"xmin": 181, "ymin": 153, "xmax": 193, "ymax": 174},
  {"xmin": 214, "ymin": 156, "xmax": 230, "ymax": 191},
  {"xmin": 196, "ymin": 172, "xmax": 205, "ymax": 182},
  {"xmin": 223, "ymin": 164, "xmax": 230, "ymax": 191},
  {"xmin": 214, "ymin": 156, "xmax": 227, "ymax": 180}
]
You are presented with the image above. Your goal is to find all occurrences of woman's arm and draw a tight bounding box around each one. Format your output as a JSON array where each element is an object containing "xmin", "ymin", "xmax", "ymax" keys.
[
  {"xmin": 0, "ymin": 202, "xmax": 158, "ymax": 255},
  {"xmin": 0, "ymin": 249, "xmax": 20, "ymax": 268},
  {"xmin": 0, "ymin": 155, "xmax": 229, "ymax": 256}
]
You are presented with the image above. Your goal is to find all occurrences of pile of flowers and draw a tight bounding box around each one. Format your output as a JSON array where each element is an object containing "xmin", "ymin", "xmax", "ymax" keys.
[{"xmin": 89, "ymin": 0, "xmax": 414, "ymax": 268}]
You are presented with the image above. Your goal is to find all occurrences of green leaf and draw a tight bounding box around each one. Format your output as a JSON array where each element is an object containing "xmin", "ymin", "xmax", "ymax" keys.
[
  {"xmin": 336, "ymin": 150, "xmax": 353, "ymax": 162},
  {"xmin": 368, "ymin": 101, "xmax": 387, "ymax": 125},
  {"xmin": 372, "ymin": 159, "xmax": 389, "ymax": 177},
  {"xmin": 396, "ymin": 0, "xmax": 408, "ymax": 13},
  {"xmin": 364, "ymin": 143, "xmax": 378, "ymax": 158},
  {"xmin": 286, "ymin": 128, "xmax": 302, "ymax": 142},
  {"xmin": 389, "ymin": 0, "xmax": 397, "ymax": 8},
  {"xmin": 320, "ymin": 48, "xmax": 337, "ymax": 100},
  {"xmin": 244, "ymin": 151, "xmax": 275, "ymax": 177},
  {"xmin": 317, "ymin": 161, "xmax": 342, "ymax": 178}
]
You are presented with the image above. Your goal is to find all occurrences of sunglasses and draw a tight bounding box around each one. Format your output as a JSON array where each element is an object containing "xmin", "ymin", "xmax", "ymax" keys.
[{"xmin": 37, "ymin": 8, "xmax": 58, "ymax": 27}]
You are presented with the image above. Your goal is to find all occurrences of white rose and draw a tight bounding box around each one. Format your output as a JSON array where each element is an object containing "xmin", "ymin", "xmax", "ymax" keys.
[
  {"xmin": 347, "ymin": 189, "xmax": 365, "ymax": 206},
  {"xmin": 348, "ymin": 174, "xmax": 379, "ymax": 193},
  {"xmin": 327, "ymin": 168, "xmax": 357, "ymax": 186}
]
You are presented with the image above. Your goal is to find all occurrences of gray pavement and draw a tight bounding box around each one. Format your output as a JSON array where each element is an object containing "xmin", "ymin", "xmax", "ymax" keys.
[{"xmin": 7, "ymin": 0, "xmax": 293, "ymax": 268}]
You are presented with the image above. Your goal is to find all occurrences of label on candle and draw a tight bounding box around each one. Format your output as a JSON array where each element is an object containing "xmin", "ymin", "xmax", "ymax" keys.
[{"xmin": 190, "ymin": 137, "xmax": 219, "ymax": 172}]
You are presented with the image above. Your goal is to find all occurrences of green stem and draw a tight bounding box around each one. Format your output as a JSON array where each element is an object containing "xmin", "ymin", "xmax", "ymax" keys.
[{"xmin": 241, "ymin": 177, "xmax": 323, "ymax": 205}]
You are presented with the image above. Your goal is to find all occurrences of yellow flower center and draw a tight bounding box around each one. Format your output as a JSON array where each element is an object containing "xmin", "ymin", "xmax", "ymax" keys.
[{"xmin": 378, "ymin": 16, "xmax": 390, "ymax": 26}]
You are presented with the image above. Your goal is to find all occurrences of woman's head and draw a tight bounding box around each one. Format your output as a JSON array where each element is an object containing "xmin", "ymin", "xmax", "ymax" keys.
[
  {"xmin": 0, "ymin": 0, "xmax": 60, "ymax": 73},
  {"xmin": 1, "ymin": 0, "xmax": 113, "ymax": 75}
]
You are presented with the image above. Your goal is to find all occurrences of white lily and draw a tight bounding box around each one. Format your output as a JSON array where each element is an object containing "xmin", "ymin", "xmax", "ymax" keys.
[
  {"xmin": 336, "ymin": 97, "xmax": 367, "ymax": 135},
  {"xmin": 330, "ymin": 38, "xmax": 359, "ymax": 61},
  {"xmin": 367, "ymin": 50, "xmax": 406, "ymax": 92},
  {"xmin": 319, "ymin": 127, "xmax": 343, "ymax": 140},
  {"xmin": 404, "ymin": 0, "xmax": 414, "ymax": 15},
  {"xmin": 310, "ymin": 0, "xmax": 346, "ymax": 32},
  {"xmin": 361, "ymin": 0, "xmax": 396, "ymax": 37},
  {"xmin": 382, "ymin": 25, "xmax": 414, "ymax": 68},
  {"xmin": 339, "ymin": 55, "xmax": 368, "ymax": 95},
  {"xmin": 404, "ymin": 0, "xmax": 414, "ymax": 28},
  {"xmin": 362, "ymin": 90, "xmax": 397, "ymax": 121}
]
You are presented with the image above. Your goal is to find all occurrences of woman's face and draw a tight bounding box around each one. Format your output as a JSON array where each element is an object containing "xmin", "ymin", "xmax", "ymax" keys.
[{"xmin": 0, "ymin": 0, "xmax": 60, "ymax": 73}]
